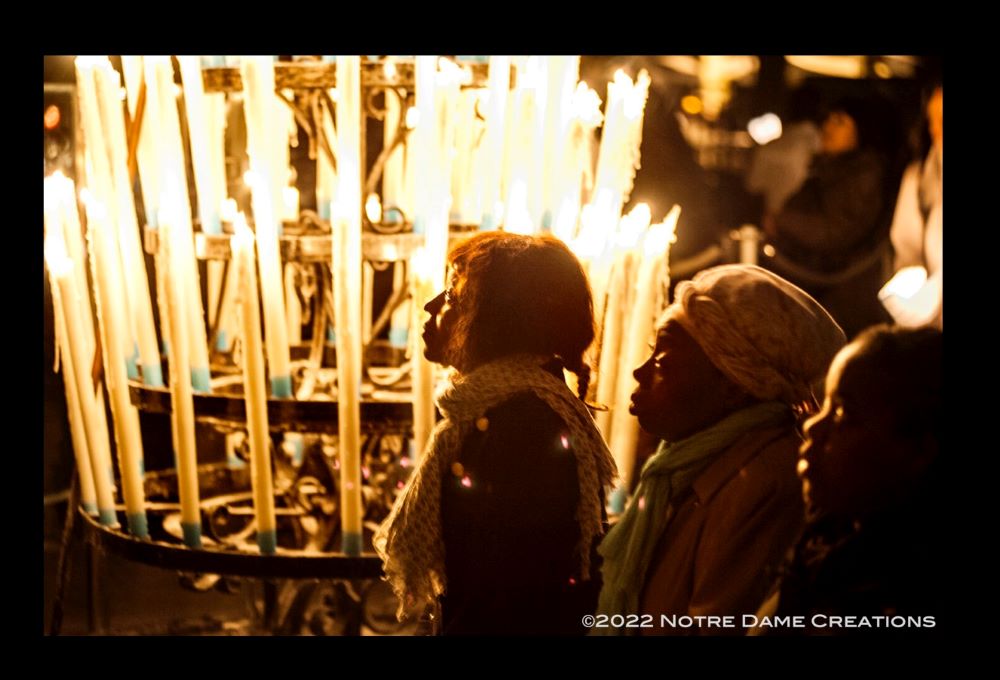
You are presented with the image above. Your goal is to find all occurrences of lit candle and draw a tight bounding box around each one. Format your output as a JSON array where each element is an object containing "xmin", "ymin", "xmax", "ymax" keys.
[
  {"xmin": 333, "ymin": 55, "xmax": 365, "ymax": 556},
  {"xmin": 388, "ymin": 261, "xmax": 409, "ymax": 349},
  {"xmin": 44, "ymin": 225, "xmax": 118, "ymax": 527},
  {"xmin": 92, "ymin": 58, "xmax": 163, "ymax": 388},
  {"xmin": 241, "ymin": 57, "xmax": 293, "ymax": 398},
  {"xmin": 178, "ymin": 55, "xmax": 228, "ymax": 352},
  {"xmin": 45, "ymin": 187, "xmax": 98, "ymax": 517},
  {"xmin": 607, "ymin": 206, "xmax": 679, "ymax": 509},
  {"xmin": 449, "ymin": 84, "xmax": 483, "ymax": 226},
  {"xmin": 503, "ymin": 57, "xmax": 544, "ymax": 233},
  {"xmin": 316, "ymin": 88, "xmax": 338, "ymax": 222},
  {"xmin": 178, "ymin": 56, "xmax": 222, "ymax": 235},
  {"xmin": 592, "ymin": 69, "xmax": 651, "ymax": 225},
  {"xmin": 121, "ymin": 56, "xmax": 162, "ymax": 229},
  {"xmin": 479, "ymin": 55, "xmax": 510, "ymax": 231},
  {"xmin": 409, "ymin": 248, "xmax": 438, "ymax": 461},
  {"xmin": 84, "ymin": 197, "xmax": 150, "ymax": 538},
  {"xmin": 75, "ymin": 58, "xmax": 138, "ymax": 380},
  {"xmin": 552, "ymin": 83, "xmax": 603, "ymax": 243},
  {"xmin": 232, "ymin": 218, "xmax": 278, "ymax": 554},
  {"xmin": 146, "ymin": 56, "xmax": 212, "ymax": 392},
  {"xmin": 595, "ymin": 204, "xmax": 649, "ymax": 437},
  {"xmin": 382, "ymin": 58, "xmax": 406, "ymax": 223},
  {"xmin": 540, "ymin": 56, "xmax": 580, "ymax": 231},
  {"xmin": 160, "ymin": 209, "xmax": 203, "ymax": 548},
  {"xmin": 285, "ymin": 263, "xmax": 302, "ymax": 346}
]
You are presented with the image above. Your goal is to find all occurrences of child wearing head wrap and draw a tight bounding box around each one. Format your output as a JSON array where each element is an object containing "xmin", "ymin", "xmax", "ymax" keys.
[{"xmin": 594, "ymin": 264, "xmax": 845, "ymax": 636}]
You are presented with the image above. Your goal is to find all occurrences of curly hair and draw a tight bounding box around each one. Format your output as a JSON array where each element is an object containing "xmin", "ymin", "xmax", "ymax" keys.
[{"xmin": 445, "ymin": 232, "xmax": 596, "ymax": 401}]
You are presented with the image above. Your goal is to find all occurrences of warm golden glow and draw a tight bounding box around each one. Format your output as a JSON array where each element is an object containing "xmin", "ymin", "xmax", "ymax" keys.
[
  {"xmin": 643, "ymin": 204, "xmax": 680, "ymax": 258},
  {"xmin": 405, "ymin": 106, "xmax": 420, "ymax": 130},
  {"xmin": 44, "ymin": 230, "xmax": 72, "ymax": 277},
  {"xmin": 882, "ymin": 266, "xmax": 928, "ymax": 300},
  {"xmin": 680, "ymin": 95, "xmax": 703, "ymax": 116},
  {"xmin": 365, "ymin": 193, "xmax": 383, "ymax": 225}
]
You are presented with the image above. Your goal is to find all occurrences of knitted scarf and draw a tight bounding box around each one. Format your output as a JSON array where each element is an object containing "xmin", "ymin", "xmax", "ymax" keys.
[
  {"xmin": 592, "ymin": 401, "xmax": 791, "ymax": 634},
  {"xmin": 374, "ymin": 353, "xmax": 618, "ymax": 619}
]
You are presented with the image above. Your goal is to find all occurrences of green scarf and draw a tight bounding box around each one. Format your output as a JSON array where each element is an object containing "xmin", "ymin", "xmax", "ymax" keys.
[{"xmin": 592, "ymin": 401, "xmax": 791, "ymax": 635}]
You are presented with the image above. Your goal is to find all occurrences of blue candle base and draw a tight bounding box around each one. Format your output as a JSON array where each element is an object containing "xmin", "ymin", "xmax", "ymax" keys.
[
  {"xmin": 540, "ymin": 210, "xmax": 553, "ymax": 232},
  {"xmin": 98, "ymin": 509, "xmax": 119, "ymax": 527},
  {"xmin": 258, "ymin": 529, "xmax": 278, "ymax": 555},
  {"xmin": 127, "ymin": 512, "xmax": 149, "ymax": 539},
  {"xmin": 341, "ymin": 532, "xmax": 363, "ymax": 557},
  {"xmin": 609, "ymin": 486, "xmax": 628, "ymax": 515},
  {"xmin": 143, "ymin": 363, "xmax": 164, "ymax": 388},
  {"xmin": 215, "ymin": 330, "xmax": 229, "ymax": 352},
  {"xmin": 326, "ymin": 328, "xmax": 337, "ymax": 344},
  {"xmin": 182, "ymin": 523, "xmax": 203, "ymax": 549},
  {"xmin": 270, "ymin": 375, "xmax": 293, "ymax": 398},
  {"xmin": 191, "ymin": 366, "xmax": 212, "ymax": 393},
  {"xmin": 203, "ymin": 214, "xmax": 222, "ymax": 236},
  {"xmin": 480, "ymin": 214, "xmax": 497, "ymax": 232},
  {"xmin": 126, "ymin": 346, "xmax": 140, "ymax": 381},
  {"xmin": 82, "ymin": 501, "xmax": 98, "ymax": 516},
  {"xmin": 389, "ymin": 328, "xmax": 408, "ymax": 348}
]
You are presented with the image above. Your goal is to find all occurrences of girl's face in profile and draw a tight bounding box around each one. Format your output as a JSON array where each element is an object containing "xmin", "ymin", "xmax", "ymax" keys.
[
  {"xmin": 422, "ymin": 269, "xmax": 464, "ymax": 369},
  {"xmin": 798, "ymin": 341, "xmax": 912, "ymax": 521}
]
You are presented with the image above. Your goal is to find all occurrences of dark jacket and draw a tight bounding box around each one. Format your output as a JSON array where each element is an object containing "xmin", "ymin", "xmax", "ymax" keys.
[{"xmin": 439, "ymin": 391, "xmax": 604, "ymax": 635}]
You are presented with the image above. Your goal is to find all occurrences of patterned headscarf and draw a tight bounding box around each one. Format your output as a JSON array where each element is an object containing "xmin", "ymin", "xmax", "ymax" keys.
[{"xmin": 665, "ymin": 264, "xmax": 846, "ymax": 410}]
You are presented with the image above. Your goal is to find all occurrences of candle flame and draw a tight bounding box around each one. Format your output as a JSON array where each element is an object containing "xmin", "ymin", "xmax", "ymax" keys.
[
  {"xmin": 572, "ymin": 83, "xmax": 604, "ymax": 126},
  {"xmin": 438, "ymin": 57, "xmax": 471, "ymax": 86},
  {"xmin": 220, "ymin": 198, "xmax": 239, "ymax": 223},
  {"xmin": 881, "ymin": 266, "xmax": 928, "ymax": 300},
  {"xmin": 643, "ymin": 205, "xmax": 681, "ymax": 258},
  {"xmin": 365, "ymin": 193, "xmax": 382, "ymax": 225},
  {"xmin": 623, "ymin": 70, "xmax": 651, "ymax": 120},
  {"xmin": 616, "ymin": 203, "xmax": 651, "ymax": 250},
  {"xmin": 44, "ymin": 230, "xmax": 72, "ymax": 277},
  {"xmin": 383, "ymin": 58, "xmax": 397, "ymax": 80},
  {"xmin": 405, "ymin": 106, "xmax": 420, "ymax": 130},
  {"xmin": 411, "ymin": 247, "xmax": 434, "ymax": 281}
]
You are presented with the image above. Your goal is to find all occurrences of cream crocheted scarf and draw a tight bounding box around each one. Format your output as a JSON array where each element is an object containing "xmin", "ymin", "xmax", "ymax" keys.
[{"xmin": 373, "ymin": 353, "xmax": 617, "ymax": 619}]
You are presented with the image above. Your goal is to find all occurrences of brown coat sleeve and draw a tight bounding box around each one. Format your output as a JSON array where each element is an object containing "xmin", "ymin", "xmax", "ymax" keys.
[{"xmin": 688, "ymin": 437, "xmax": 804, "ymax": 635}]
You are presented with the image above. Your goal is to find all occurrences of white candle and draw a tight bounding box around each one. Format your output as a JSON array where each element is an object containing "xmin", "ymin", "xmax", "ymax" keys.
[
  {"xmin": 284, "ymin": 263, "xmax": 302, "ymax": 346},
  {"xmin": 75, "ymin": 59, "xmax": 138, "ymax": 380},
  {"xmin": 449, "ymin": 87, "xmax": 482, "ymax": 226},
  {"xmin": 479, "ymin": 55, "xmax": 510, "ymax": 231},
  {"xmin": 388, "ymin": 261, "xmax": 409, "ymax": 349},
  {"xmin": 553, "ymin": 83, "xmax": 603, "ymax": 243},
  {"xmin": 333, "ymin": 55, "xmax": 364, "ymax": 556},
  {"xmin": 160, "ymin": 209, "xmax": 203, "ymax": 548},
  {"xmin": 178, "ymin": 56, "xmax": 222, "ymax": 235},
  {"xmin": 93, "ymin": 59, "xmax": 163, "ymax": 388},
  {"xmin": 84, "ymin": 198, "xmax": 149, "ymax": 538},
  {"xmin": 592, "ymin": 69, "xmax": 651, "ymax": 224},
  {"xmin": 121, "ymin": 56, "xmax": 163, "ymax": 229},
  {"xmin": 382, "ymin": 61, "xmax": 406, "ymax": 222},
  {"xmin": 232, "ymin": 218, "xmax": 278, "ymax": 554},
  {"xmin": 503, "ymin": 57, "xmax": 543, "ymax": 233},
  {"xmin": 595, "ymin": 204, "xmax": 649, "ymax": 439},
  {"xmin": 44, "ymin": 227, "xmax": 118, "ymax": 527},
  {"xmin": 608, "ymin": 206, "xmax": 679, "ymax": 507},
  {"xmin": 409, "ymin": 248, "xmax": 438, "ymax": 462},
  {"xmin": 45, "ymin": 188, "xmax": 98, "ymax": 517},
  {"xmin": 146, "ymin": 56, "xmax": 212, "ymax": 393},
  {"xmin": 316, "ymin": 89, "xmax": 338, "ymax": 222},
  {"xmin": 540, "ymin": 56, "xmax": 580, "ymax": 231},
  {"xmin": 241, "ymin": 58, "xmax": 293, "ymax": 398}
]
